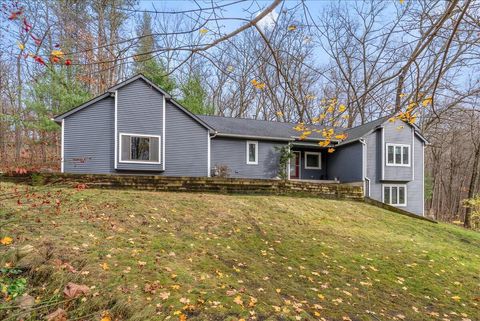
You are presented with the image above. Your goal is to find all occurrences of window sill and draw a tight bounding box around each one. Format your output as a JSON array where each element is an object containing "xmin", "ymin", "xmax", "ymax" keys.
[
  {"xmin": 385, "ymin": 164, "xmax": 411, "ymax": 167},
  {"xmin": 119, "ymin": 160, "xmax": 162, "ymax": 165}
]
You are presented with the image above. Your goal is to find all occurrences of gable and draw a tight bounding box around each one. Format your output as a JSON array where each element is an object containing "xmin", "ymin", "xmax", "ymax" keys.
[{"xmin": 53, "ymin": 74, "xmax": 213, "ymax": 131}]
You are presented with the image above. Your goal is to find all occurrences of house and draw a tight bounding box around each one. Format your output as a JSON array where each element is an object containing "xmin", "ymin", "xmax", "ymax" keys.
[{"xmin": 53, "ymin": 74, "xmax": 428, "ymax": 216}]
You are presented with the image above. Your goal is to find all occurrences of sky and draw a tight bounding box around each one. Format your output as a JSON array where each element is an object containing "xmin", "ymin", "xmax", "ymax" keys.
[{"xmin": 135, "ymin": 0, "xmax": 333, "ymax": 65}]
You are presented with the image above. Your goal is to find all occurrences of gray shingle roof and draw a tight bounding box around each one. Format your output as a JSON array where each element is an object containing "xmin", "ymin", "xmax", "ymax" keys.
[
  {"xmin": 197, "ymin": 114, "xmax": 408, "ymax": 144},
  {"xmin": 342, "ymin": 115, "xmax": 392, "ymax": 144},
  {"xmin": 197, "ymin": 115, "xmax": 345, "ymax": 141}
]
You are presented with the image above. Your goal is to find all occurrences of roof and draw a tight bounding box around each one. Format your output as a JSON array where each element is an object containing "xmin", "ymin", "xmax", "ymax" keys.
[
  {"xmin": 341, "ymin": 115, "xmax": 392, "ymax": 144},
  {"xmin": 197, "ymin": 115, "xmax": 344, "ymax": 141}
]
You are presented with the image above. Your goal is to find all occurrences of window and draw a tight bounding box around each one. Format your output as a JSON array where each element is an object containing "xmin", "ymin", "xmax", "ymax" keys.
[
  {"xmin": 246, "ymin": 141, "xmax": 258, "ymax": 165},
  {"xmin": 304, "ymin": 152, "xmax": 321, "ymax": 169},
  {"xmin": 383, "ymin": 184, "xmax": 407, "ymax": 206},
  {"xmin": 120, "ymin": 133, "xmax": 160, "ymax": 163},
  {"xmin": 386, "ymin": 144, "xmax": 410, "ymax": 166}
]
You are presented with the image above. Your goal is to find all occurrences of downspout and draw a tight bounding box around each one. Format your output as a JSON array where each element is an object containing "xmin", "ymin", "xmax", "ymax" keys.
[
  {"xmin": 360, "ymin": 138, "xmax": 369, "ymax": 197},
  {"xmin": 208, "ymin": 131, "xmax": 218, "ymax": 177}
]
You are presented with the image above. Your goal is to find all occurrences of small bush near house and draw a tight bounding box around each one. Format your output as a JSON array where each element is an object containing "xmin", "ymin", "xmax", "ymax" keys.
[
  {"xmin": 464, "ymin": 195, "xmax": 480, "ymax": 230},
  {"xmin": 213, "ymin": 164, "xmax": 230, "ymax": 178}
]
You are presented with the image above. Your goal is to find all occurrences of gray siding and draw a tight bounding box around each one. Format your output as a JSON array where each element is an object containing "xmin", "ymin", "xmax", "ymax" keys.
[
  {"xmin": 210, "ymin": 138, "xmax": 286, "ymax": 179},
  {"xmin": 408, "ymin": 134, "xmax": 424, "ymax": 215},
  {"xmin": 63, "ymin": 97, "xmax": 115, "ymax": 174},
  {"xmin": 383, "ymin": 119, "xmax": 413, "ymax": 181},
  {"xmin": 365, "ymin": 120, "xmax": 425, "ymax": 215},
  {"xmin": 326, "ymin": 142, "xmax": 363, "ymax": 182},
  {"xmin": 116, "ymin": 79, "xmax": 164, "ymax": 171},
  {"xmin": 164, "ymin": 101, "xmax": 209, "ymax": 177}
]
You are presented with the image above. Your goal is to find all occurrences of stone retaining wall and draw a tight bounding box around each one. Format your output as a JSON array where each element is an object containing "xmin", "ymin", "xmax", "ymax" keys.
[{"xmin": 1, "ymin": 173, "xmax": 364, "ymax": 200}]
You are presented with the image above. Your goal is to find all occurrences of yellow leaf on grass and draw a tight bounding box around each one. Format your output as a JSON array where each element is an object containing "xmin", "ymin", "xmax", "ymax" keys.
[
  {"xmin": 0, "ymin": 236, "xmax": 13, "ymax": 245},
  {"xmin": 451, "ymin": 295, "xmax": 461, "ymax": 301},
  {"xmin": 100, "ymin": 262, "xmax": 109, "ymax": 270},
  {"xmin": 100, "ymin": 311, "xmax": 112, "ymax": 321}
]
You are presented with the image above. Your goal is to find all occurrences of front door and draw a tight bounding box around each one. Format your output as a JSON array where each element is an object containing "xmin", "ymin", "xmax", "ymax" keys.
[{"xmin": 290, "ymin": 151, "xmax": 300, "ymax": 179}]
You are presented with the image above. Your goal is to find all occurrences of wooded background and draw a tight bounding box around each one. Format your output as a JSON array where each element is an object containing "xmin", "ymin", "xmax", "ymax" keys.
[{"xmin": 0, "ymin": 0, "xmax": 479, "ymax": 225}]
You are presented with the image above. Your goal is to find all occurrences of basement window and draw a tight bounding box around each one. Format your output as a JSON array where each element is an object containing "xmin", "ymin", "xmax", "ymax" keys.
[
  {"xmin": 120, "ymin": 133, "xmax": 160, "ymax": 163},
  {"xmin": 383, "ymin": 184, "xmax": 407, "ymax": 206}
]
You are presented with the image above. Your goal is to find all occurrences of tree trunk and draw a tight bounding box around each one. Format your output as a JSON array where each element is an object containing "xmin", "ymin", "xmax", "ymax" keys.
[{"xmin": 464, "ymin": 145, "xmax": 480, "ymax": 228}]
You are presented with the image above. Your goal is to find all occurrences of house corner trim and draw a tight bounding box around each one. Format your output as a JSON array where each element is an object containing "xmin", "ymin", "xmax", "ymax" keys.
[{"xmin": 61, "ymin": 119, "xmax": 65, "ymax": 173}]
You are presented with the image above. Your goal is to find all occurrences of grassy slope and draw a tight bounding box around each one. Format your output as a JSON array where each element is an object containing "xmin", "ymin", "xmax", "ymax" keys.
[{"xmin": 0, "ymin": 182, "xmax": 479, "ymax": 321}]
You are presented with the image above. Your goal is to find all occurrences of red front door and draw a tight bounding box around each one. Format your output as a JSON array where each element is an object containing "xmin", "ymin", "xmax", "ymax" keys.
[{"xmin": 290, "ymin": 152, "xmax": 300, "ymax": 179}]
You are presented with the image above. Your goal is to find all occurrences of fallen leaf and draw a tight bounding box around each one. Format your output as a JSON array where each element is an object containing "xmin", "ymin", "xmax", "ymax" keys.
[
  {"xmin": 46, "ymin": 308, "xmax": 67, "ymax": 321},
  {"xmin": 159, "ymin": 291, "xmax": 170, "ymax": 300},
  {"xmin": 63, "ymin": 282, "xmax": 89, "ymax": 298},
  {"xmin": 101, "ymin": 311, "xmax": 112, "ymax": 321},
  {"xmin": 233, "ymin": 295, "xmax": 243, "ymax": 305},
  {"xmin": 0, "ymin": 236, "xmax": 13, "ymax": 245}
]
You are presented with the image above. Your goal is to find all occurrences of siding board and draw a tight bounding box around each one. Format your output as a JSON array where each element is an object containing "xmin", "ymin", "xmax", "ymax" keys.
[
  {"xmin": 116, "ymin": 79, "xmax": 163, "ymax": 171},
  {"xmin": 164, "ymin": 101, "xmax": 209, "ymax": 177},
  {"xmin": 210, "ymin": 138, "xmax": 285, "ymax": 179},
  {"xmin": 383, "ymin": 119, "xmax": 413, "ymax": 181},
  {"xmin": 365, "ymin": 120, "xmax": 425, "ymax": 215},
  {"xmin": 326, "ymin": 142, "xmax": 363, "ymax": 182},
  {"xmin": 64, "ymin": 97, "xmax": 115, "ymax": 174}
]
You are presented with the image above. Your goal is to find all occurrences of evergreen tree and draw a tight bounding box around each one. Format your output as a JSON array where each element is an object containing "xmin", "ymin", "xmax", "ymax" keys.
[
  {"xmin": 26, "ymin": 68, "xmax": 91, "ymax": 132},
  {"xmin": 180, "ymin": 73, "xmax": 214, "ymax": 115},
  {"xmin": 134, "ymin": 12, "xmax": 175, "ymax": 92}
]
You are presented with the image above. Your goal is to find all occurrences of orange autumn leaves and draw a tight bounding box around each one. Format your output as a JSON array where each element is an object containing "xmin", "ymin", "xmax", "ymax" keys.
[
  {"xmin": 251, "ymin": 79, "xmax": 266, "ymax": 90},
  {"xmin": 8, "ymin": 6, "xmax": 72, "ymax": 67},
  {"xmin": 0, "ymin": 236, "xmax": 13, "ymax": 246},
  {"xmin": 390, "ymin": 94, "xmax": 433, "ymax": 125},
  {"xmin": 293, "ymin": 98, "xmax": 350, "ymax": 152}
]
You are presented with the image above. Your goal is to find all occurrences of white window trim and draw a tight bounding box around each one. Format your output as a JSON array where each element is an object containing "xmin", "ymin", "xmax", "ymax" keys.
[
  {"xmin": 61, "ymin": 119, "xmax": 65, "ymax": 173},
  {"xmin": 119, "ymin": 133, "xmax": 161, "ymax": 164},
  {"xmin": 386, "ymin": 143, "xmax": 411, "ymax": 167},
  {"xmin": 304, "ymin": 151, "xmax": 322, "ymax": 170},
  {"xmin": 114, "ymin": 91, "xmax": 118, "ymax": 169},
  {"xmin": 246, "ymin": 141, "xmax": 258, "ymax": 165},
  {"xmin": 382, "ymin": 184, "xmax": 407, "ymax": 207}
]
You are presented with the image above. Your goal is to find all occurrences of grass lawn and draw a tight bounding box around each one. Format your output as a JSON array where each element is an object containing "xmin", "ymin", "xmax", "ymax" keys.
[{"xmin": 0, "ymin": 182, "xmax": 479, "ymax": 321}]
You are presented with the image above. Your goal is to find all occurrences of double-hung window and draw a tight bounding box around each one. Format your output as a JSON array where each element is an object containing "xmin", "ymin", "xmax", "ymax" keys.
[
  {"xmin": 383, "ymin": 184, "xmax": 407, "ymax": 206},
  {"xmin": 386, "ymin": 143, "xmax": 410, "ymax": 166},
  {"xmin": 246, "ymin": 141, "xmax": 258, "ymax": 165},
  {"xmin": 120, "ymin": 133, "xmax": 161, "ymax": 163},
  {"xmin": 304, "ymin": 152, "xmax": 321, "ymax": 169}
]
